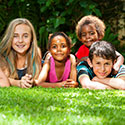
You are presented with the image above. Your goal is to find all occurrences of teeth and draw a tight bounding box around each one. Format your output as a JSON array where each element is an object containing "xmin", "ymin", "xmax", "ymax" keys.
[{"xmin": 17, "ymin": 45, "xmax": 25, "ymax": 48}]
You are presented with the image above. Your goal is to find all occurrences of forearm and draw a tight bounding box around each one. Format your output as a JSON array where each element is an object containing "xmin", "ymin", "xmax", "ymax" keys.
[
  {"xmin": 36, "ymin": 81, "xmax": 63, "ymax": 88},
  {"xmin": 95, "ymin": 78, "xmax": 125, "ymax": 90},
  {"xmin": 79, "ymin": 75, "xmax": 113, "ymax": 89},
  {"xmin": 9, "ymin": 78, "xmax": 20, "ymax": 87},
  {"xmin": 0, "ymin": 75, "xmax": 10, "ymax": 87}
]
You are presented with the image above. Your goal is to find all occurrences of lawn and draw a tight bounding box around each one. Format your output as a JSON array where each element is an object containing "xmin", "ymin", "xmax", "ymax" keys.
[{"xmin": 0, "ymin": 87, "xmax": 124, "ymax": 125}]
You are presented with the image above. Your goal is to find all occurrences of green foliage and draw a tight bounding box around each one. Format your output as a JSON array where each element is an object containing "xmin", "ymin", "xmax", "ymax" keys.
[
  {"xmin": 0, "ymin": 0, "xmax": 124, "ymax": 55},
  {"xmin": 0, "ymin": 0, "xmax": 102, "ymax": 54},
  {"xmin": 103, "ymin": 26, "xmax": 120, "ymax": 46},
  {"xmin": 0, "ymin": 87, "xmax": 124, "ymax": 124}
]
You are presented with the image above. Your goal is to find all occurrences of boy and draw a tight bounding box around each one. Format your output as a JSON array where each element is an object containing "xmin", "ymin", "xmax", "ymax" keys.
[
  {"xmin": 75, "ymin": 15, "xmax": 124, "ymax": 72},
  {"xmin": 77, "ymin": 41, "xmax": 125, "ymax": 90}
]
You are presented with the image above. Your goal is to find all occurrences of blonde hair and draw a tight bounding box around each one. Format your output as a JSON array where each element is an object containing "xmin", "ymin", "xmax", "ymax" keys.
[
  {"xmin": 0, "ymin": 18, "xmax": 41, "ymax": 79},
  {"xmin": 76, "ymin": 15, "xmax": 106, "ymax": 40}
]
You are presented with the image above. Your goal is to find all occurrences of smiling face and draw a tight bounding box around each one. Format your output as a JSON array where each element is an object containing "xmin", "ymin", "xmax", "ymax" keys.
[
  {"xmin": 12, "ymin": 24, "xmax": 32, "ymax": 56},
  {"xmin": 80, "ymin": 24, "xmax": 99, "ymax": 48},
  {"xmin": 92, "ymin": 55, "xmax": 114, "ymax": 79},
  {"xmin": 49, "ymin": 35, "xmax": 70, "ymax": 62}
]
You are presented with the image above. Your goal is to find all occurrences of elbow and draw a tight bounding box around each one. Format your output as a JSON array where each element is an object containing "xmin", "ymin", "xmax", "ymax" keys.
[
  {"xmin": 0, "ymin": 82, "xmax": 10, "ymax": 87},
  {"xmin": 119, "ymin": 80, "xmax": 125, "ymax": 90}
]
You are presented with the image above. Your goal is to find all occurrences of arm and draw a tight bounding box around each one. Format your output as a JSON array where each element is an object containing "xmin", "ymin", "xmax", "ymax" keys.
[
  {"xmin": 68, "ymin": 54, "xmax": 78, "ymax": 87},
  {"xmin": 79, "ymin": 74, "xmax": 113, "ymax": 89},
  {"xmin": 70, "ymin": 54, "xmax": 77, "ymax": 81},
  {"xmin": 35, "ymin": 58, "xmax": 50, "ymax": 85},
  {"xmin": 36, "ymin": 55, "xmax": 78, "ymax": 88},
  {"xmin": 92, "ymin": 76, "xmax": 125, "ymax": 90},
  {"xmin": 113, "ymin": 51, "xmax": 124, "ymax": 71},
  {"xmin": 9, "ymin": 74, "xmax": 33, "ymax": 88},
  {"xmin": 0, "ymin": 68, "xmax": 10, "ymax": 87}
]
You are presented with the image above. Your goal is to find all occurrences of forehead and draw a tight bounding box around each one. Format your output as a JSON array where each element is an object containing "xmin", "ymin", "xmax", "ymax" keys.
[
  {"xmin": 14, "ymin": 24, "xmax": 31, "ymax": 33},
  {"xmin": 92, "ymin": 55, "xmax": 113, "ymax": 63},
  {"xmin": 82, "ymin": 24, "xmax": 96, "ymax": 32},
  {"xmin": 51, "ymin": 35, "xmax": 67, "ymax": 44}
]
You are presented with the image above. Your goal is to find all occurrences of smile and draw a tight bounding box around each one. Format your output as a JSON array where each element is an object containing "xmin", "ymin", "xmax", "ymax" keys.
[
  {"xmin": 16, "ymin": 45, "xmax": 25, "ymax": 48},
  {"xmin": 98, "ymin": 72, "xmax": 106, "ymax": 76}
]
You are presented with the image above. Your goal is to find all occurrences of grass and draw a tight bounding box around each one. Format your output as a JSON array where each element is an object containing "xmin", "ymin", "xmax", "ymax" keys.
[{"xmin": 0, "ymin": 87, "xmax": 124, "ymax": 125}]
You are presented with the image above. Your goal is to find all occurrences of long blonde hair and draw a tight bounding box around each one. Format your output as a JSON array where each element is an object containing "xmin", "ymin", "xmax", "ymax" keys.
[{"xmin": 0, "ymin": 18, "xmax": 41, "ymax": 79}]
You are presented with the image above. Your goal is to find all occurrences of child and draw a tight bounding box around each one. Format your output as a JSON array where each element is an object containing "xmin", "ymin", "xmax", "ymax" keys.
[
  {"xmin": 35, "ymin": 32, "xmax": 78, "ymax": 88},
  {"xmin": 75, "ymin": 15, "xmax": 124, "ymax": 71},
  {"xmin": 77, "ymin": 41, "xmax": 125, "ymax": 90},
  {"xmin": 0, "ymin": 18, "xmax": 42, "ymax": 88}
]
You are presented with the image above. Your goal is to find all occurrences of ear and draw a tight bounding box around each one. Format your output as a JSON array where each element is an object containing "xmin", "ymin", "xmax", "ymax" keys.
[
  {"xmin": 98, "ymin": 35, "xmax": 103, "ymax": 40},
  {"xmin": 113, "ymin": 59, "xmax": 117, "ymax": 65},
  {"xmin": 87, "ymin": 58, "xmax": 93, "ymax": 68}
]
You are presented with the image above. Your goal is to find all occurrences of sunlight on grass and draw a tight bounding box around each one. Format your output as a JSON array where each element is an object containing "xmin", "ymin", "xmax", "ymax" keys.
[{"xmin": 0, "ymin": 87, "xmax": 124, "ymax": 124}]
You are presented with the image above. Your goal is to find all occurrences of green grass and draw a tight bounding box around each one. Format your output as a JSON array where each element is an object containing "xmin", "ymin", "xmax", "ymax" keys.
[{"xmin": 0, "ymin": 87, "xmax": 124, "ymax": 125}]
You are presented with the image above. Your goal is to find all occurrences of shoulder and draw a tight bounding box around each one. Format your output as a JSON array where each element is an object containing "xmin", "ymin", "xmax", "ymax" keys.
[
  {"xmin": 37, "ymin": 47, "xmax": 42, "ymax": 58},
  {"xmin": 69, "ymin": 54, "xmax": 76, "ymax": 64},
  {"xmin": 115, "ymin": 65, "xmax": 125, "ymax": 78}
]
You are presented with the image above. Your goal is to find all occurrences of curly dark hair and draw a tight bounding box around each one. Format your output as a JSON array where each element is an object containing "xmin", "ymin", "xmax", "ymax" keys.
[{"xmin": 76, "ymin": 15, "xmax": 105, "ymax": 40}]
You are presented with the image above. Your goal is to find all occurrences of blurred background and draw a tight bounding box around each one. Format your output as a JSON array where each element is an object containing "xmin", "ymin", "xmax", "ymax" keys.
[{"xmin": 0, "ymin": 0, "xmax": 124, "ymax": 59}]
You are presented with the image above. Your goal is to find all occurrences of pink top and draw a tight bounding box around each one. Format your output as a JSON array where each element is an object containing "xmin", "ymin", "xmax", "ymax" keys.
[{"xmin": 47, "ymin": 56, "xmax": 71, "ymax": 83}]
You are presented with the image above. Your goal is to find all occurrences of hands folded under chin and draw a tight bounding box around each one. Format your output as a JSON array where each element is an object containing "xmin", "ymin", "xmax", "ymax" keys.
[
  {"xmin": 62, "ymin": 79, "xmax": 78, "ymax": 88},
  {"xmin": 20, "ymin": 74, "xmax": 34, "ymax": 88}
]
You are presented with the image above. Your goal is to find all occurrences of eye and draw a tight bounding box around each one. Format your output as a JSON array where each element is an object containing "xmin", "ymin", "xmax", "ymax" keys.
[
  {"xmin": 105, "ymin": 62, "xmax": 110, "ymax": 65},
  {"xmin": 61, "ymin": 44, "xmax": 66, "ymax": 48},
  {"xmin": 52, "ymin": 45, "xmax": 57, "ymax": 49},
  {"xmin": 82, "ymin": 33, "xmax": 86, "ymax": 37},
  {"xmin": 13, "ymin": 34, "xmax": 18, "ymax": 38},
  {"xmin": 90, "ymin": 31, "xmax": 95, "ymax": 35},
  {"xmin": 24, "ymin": 34, "xmax": 28, "ymax": 38},
  {"xmin": 96, "ymin": 62, "xmax": 100, "ymax": 65}
]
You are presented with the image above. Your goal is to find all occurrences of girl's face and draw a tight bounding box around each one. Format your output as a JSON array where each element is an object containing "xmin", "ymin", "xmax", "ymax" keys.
[
  {"xmin": 80, "ymin": 24, "xmax": 99, "ymax": 48},
  {"xmin": 12, "ymin": 24, "xmax": 32, "ymax": 56},
  {"xmin": 49, "ymin": 35, "xmax": 70, "ymax": 62},
  {"xmin": 92, "ymin": 55, "xmax": 114, "ymax": 79}
]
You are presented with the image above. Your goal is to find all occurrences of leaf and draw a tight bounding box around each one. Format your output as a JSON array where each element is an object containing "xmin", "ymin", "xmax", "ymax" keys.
[
  {"xmin": 54, "ymin": 17, "xmax": 65, "ymax": 28},
  {"xmin": 79, "ymin": 1, "xmax": 87, "ymax": 8},
  {"xmin": 93, "ymin": 8, "xmax": 102, "ymax": 17}
]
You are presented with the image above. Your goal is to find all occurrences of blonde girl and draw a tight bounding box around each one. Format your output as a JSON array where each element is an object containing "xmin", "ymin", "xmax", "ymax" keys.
[{"xmin": 0, "ymin": 18, "xmax": 41, "ymax": 88}]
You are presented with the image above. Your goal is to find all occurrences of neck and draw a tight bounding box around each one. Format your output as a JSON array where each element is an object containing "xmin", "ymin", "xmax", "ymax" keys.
[
  {"xmin": 16, "ymin": 54, "xmax": 27, "ymax": 69},
  {"xmin": 54, "ymin": 60, "xmax": 65, "ymax": 67}
]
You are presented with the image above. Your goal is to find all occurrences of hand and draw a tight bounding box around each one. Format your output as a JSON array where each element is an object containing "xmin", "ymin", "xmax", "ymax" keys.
[
  {"xmin": 113, "ymin": 63, "xmax": 119, "ymax": 74},
  {"xmin": 20, "ymin": 74, "xmax": 33, "ymax": 88},
  {"xmin": 62, "ymin": 79, "xmax": 78, "ymax": 88},
  {"xmin": 92, "ymin": 77, "xmax": 113, "ymax": 89}
]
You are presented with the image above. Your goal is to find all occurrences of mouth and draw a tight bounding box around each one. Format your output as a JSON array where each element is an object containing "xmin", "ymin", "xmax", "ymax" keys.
[
  {"xmin": 98, "ymin": 72, "xmax": 106, "ymax": 76},
  {"xmin": 16, "ymin": 45, "xmax": 25, "ymax": 48}
]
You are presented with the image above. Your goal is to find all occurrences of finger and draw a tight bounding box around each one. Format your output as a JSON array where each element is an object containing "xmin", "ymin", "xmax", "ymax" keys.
[
  {"xmin": 23, "ymin": 82, "xmax": 32, "ymax": 88},
  {"xmin": 26, "ymin": 79, "xmax": 34, "ymax": 85},
  {"xmin": 66, "ymin": 79, "xmax": 73, "ymax": 82}
]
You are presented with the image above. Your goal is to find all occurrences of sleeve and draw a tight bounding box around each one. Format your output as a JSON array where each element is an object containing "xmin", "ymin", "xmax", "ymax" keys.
[
  {"xmin": 115, "ymin": 65, "xmax": 125, "ymax": 78},
  {"xmin": 77, "ymin": 64, "xmax": 90, "ymax": 84},
  {"xmin": 75, "ymin": 46, "xmax": 83, "ymax": 59}
]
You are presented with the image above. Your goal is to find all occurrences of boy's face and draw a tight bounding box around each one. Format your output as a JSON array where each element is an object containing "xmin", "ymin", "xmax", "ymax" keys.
[
  {"xmin": 80, "ymin": 24, "xmax": 99, "ymax": 48},
  {"xmin": 91, "ymin": 55, "xmax": 114, "ymax": 79}
]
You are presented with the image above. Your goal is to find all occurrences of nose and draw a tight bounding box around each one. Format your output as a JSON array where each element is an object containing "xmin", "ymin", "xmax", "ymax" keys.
[
  {"xmin": 19, "ymin": 36, "xmax": 23, "ymax": 43},
  {"xmin": 100, "ymin": 65, "xmax": 105, "ymax": 72},
  {"xmin": 57, "ymin": 46, "xmax": 61, "ymax": 52},
  {"xmin": 86, "ymin": 33, "xmax": 90, "ymax": 39}
]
